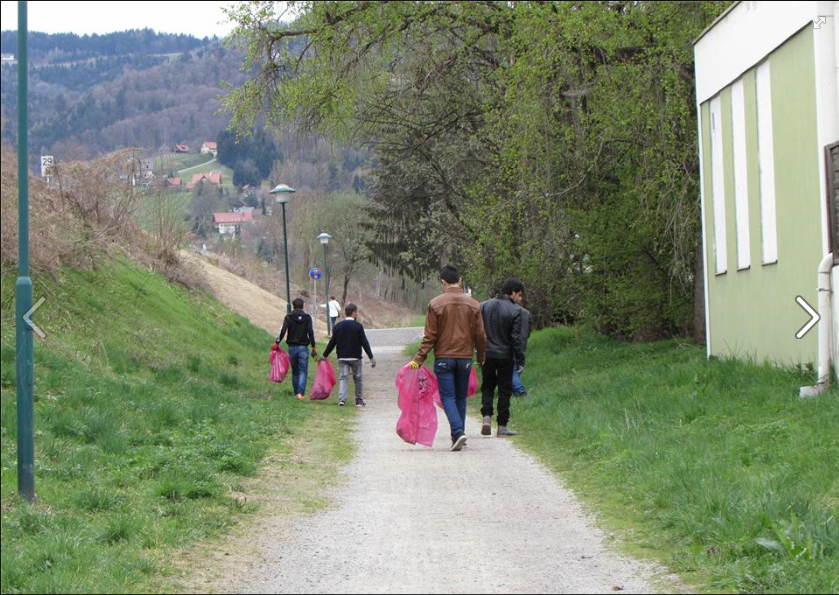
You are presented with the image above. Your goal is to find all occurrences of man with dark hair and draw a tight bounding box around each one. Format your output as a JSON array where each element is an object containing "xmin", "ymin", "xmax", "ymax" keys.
[
  {"xmin": 321, "ymin": 303, "xmax": 375, "ymax": 407},
  {"xmin": 277, "ymin": 297, "xmax": 317, "ymax": 400},
  {"xmin": 481, "ymin": 278, "xmax": 525, "ymax": 436},
  {"xmin": 411, "ymin": 265, "xmax": 487, "ymax": 451}
]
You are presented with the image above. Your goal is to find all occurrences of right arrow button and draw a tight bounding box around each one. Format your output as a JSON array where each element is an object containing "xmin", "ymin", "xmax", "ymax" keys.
[{"xmin": 795, "ymin": 296, "xmax": 820, "ymax": 339}]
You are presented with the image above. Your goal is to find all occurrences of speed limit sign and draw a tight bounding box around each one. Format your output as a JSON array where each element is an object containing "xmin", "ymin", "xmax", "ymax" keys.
[{"xmin": 40, "ymin": 155, "xmax": 55, "ymax": 177}]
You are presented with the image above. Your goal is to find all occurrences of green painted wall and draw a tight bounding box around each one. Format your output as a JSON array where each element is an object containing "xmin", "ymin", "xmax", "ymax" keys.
[{"xmin": 701, "ymin": 26, "xmax": 821, "ymax": 366}]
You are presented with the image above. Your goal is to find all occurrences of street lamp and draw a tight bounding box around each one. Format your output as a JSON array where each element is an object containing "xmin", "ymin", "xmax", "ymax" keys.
[
  {"xmin": 317, "ymin": 232, "xmax": 332, "ymax": 335},
  {"xmin": 270, "ymin": 184, "xmax": 295, "ymax": 313}
]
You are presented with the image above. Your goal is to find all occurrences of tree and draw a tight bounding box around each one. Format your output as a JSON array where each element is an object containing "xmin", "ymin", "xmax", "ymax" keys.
[{"xmin": 224, "ymin": 1, "xmax": 730, "ymax": 338}]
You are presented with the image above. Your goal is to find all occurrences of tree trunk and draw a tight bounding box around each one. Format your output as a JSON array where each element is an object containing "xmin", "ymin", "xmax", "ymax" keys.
[{"xmin": 342, "ymin": 274, "xmax": 350, "ymax": 307}]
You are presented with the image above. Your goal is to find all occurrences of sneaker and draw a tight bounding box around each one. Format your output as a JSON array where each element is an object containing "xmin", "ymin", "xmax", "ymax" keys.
[
  {"xmin": 497, "ymin": 426, "xmax": 517, "ymax": 437},
  {"xmin": 481, "ymin": 416, "xmax": 492, "ymax": 436},
  {"xmin": 355, "ymin": 399, "xmax": 366, "ymax": 407},
  {"xmin": 338, "ymin": 400, "xmax": 345, "ymax": 407},
  {"xmin": 513, "ymin": 390, "xmax": 528, "ymax": 398},
  {"xmin": 296, "ymin": 393, "xmax": 305, "ymax": 400},
  {"xmin": 451, "ymin": 434, "xmax": 467, "ymax": 451}
]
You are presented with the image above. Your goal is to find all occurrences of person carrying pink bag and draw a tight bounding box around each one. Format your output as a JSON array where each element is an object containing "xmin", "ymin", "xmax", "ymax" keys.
[{"xmin": 410, "ymin": 265, "xmax": 487, "ymax": 451}]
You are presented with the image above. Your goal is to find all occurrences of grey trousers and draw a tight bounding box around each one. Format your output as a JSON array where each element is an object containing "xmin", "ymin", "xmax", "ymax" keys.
[{"xmin": 339, "ymin": 359, "xmax": 363, "ymax": 403}]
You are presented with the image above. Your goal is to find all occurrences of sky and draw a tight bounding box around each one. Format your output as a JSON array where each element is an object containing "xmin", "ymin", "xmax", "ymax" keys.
[{"xmin": 0, "ymin": 1, "xmax": 241, "ymax": 39}]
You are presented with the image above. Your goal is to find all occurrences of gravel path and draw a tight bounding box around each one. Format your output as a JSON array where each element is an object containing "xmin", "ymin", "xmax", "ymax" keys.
[{"xmin": 212, "ymin": 327, "xmax": 662, "ymax": 594}]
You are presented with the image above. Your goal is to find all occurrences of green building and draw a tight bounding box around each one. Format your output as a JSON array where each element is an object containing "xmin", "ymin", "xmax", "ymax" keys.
[{"xmin": 694, "ymin": 1, "xmax": 838, "ymax": 391}]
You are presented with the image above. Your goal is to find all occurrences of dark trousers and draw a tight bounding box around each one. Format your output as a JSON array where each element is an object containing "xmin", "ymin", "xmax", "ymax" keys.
[{"xmin": 481, "ymin": 357, "xmax": 514, "ymax": 426}]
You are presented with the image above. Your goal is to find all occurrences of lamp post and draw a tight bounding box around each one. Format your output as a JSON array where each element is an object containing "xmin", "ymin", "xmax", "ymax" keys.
[
  {"xmin": 270, "ymin": 184, "xmax": 295, "ymax": 313},
  {"xmin": 317, "ymin": 232, "xmax": 332, "ymax": 335},
  {"xmin": 16, "ymin": 0, "xmax": 35, "ymax": 503}
]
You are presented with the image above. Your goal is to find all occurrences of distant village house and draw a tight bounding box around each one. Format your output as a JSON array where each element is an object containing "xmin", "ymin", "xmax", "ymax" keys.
[
  {"xmin": 186, "ymin": 171, "xmax": 223, "ymax": 189},
  {"xmin": 201, "ymin": 141, "xmax": 218, "ymax": 156},
  {"xmin": 213, "ymin": 211, "xmax": 253, "ymax": 236}
]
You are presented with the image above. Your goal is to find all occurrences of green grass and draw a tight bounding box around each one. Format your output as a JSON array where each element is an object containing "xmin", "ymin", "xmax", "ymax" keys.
[
  {"xmin": 175, "ymin": 160, "xmax": 235, "ymax": 188},
  {"xmin": 409, "ymin": 329, "xmax": 839, "ymax": 593},
  {"xmin": 0, "ymin": 259, "xmax": 348, "ymax": 593},
  {"xmin": 153, "ymin": 153, "xmax": 213, "ymax": 176}
]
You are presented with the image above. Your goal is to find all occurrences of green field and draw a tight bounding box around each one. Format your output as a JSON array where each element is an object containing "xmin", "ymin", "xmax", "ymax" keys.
[
  {"xmin": 153, "ymin": 153, "xmax": 213, "ymax": 176},
  {"xmin": 1, "ymin": 260, "xmax": 351, "ymax": 593}
]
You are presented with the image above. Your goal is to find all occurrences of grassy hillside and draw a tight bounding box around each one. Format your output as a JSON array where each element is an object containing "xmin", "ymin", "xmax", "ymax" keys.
[
  {"xmin": 0, "ymin": 259, "xmax": 320, "ymax": 593},
  {"xmin": 477, "ymin": 329, "xmax": 838, "ymax": 593}
]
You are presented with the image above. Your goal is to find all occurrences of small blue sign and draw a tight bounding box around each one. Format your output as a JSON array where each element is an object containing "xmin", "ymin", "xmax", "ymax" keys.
[{"xmin": 309, "ymin": 268, "xmax": 323, "ymax": 280}]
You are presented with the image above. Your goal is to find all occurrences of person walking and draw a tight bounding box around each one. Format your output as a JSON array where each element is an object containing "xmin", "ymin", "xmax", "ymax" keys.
[
  {"xmin": 326, "ymin": 295, "xmax": 342, "ymax": 332},
  {"xmin": 481, "ymin": 279, "xmax": 525, "ymax": 437},
  {"xmin": 321, "ymin": 303, "xmax": 376, "ymax": 407},
  {"xmin": 276, "ymin": 297, "xmax": 318, "ymax": 400},
  {"xmin": 511, "ymin": 294, "xmax": 531, "ymax": 397},
  {"xmin": 411, "ymin": 265, "xmax": 487, "ymax": 451}
]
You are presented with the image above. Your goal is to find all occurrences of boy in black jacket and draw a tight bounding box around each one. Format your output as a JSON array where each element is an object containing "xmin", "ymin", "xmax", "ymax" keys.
[
  {"xmin": 277, "ymin": 298, "xmax": 317, "ymax": 400},
  {"xmin": 321, "ymin": 303, "xmax": 375, "ymax": 406}
]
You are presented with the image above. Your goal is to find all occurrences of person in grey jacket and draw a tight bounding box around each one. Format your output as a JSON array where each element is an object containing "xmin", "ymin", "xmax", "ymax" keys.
[
  {"xmin": 512, "ymin": 296, "xmax": 531, "ymax": 397},
  {"xmin": 480, "ymin": 278, "xmax": 525, "ymax": 437}
]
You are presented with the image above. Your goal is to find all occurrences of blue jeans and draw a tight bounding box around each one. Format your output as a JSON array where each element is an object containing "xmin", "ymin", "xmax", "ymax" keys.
[
  {"xmin": 288, "ymin": 345, "xmax": 309, "ymax": 396},
  {"xmin": 434, "ymin": 357, "xmax": 472, "ymax": 441},
  {"xmin": 512, "ymin": 358, "xmax": 525, "ymax": 394}
]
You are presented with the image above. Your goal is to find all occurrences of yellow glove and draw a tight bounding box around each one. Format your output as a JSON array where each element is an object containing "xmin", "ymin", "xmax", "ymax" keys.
[{"xmin": 409, "ymin": 360, "xmax": 420, "ymax": 370}]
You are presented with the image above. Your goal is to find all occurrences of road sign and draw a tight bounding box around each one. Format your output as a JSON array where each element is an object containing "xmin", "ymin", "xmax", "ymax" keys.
[
  {"xmin": 40, "ymin": 155, "xmax": 54, "ymax": 177},
  {"xmin": 309, "ymin": 268, "xmax": 323, "ymax": 280}
]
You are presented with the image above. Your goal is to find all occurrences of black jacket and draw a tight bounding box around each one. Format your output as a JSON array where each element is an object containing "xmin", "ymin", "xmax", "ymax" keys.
[
  {"xmin": 277, "ymin": 310, "xmax": 316, "ymax": 347},
  {"xmin": 323, "ymin": 319, "xmax": 374, "ymax": 360},
  {"xmin": 481, "ymin": 294, "xmax": 525, "ymax": 365}
]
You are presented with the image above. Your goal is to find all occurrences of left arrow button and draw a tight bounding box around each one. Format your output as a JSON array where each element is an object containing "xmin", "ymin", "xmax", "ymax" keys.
[{"xmin": 23, "ymin": 297, "xmax": 46, "ymax": 338}]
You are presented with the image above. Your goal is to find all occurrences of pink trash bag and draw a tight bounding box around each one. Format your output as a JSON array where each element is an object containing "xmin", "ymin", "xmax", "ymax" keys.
[
  {"xmin": 432, "ymin": 364, "xmax": 480, "ymax": 409},
  {"xmin": 467, "ymin": 365, "xmax": 478, "ymax": 397},
  {"xmin": 309, "ymin": 359, "xmax": 337, "ymax": 400},
  {"xmin": 269, "ymin": 347, "xmax": 291, "ymax": 383},
  {"xmin": 395, "ymin": 364, "xmax": 439, "ymax": 447}
]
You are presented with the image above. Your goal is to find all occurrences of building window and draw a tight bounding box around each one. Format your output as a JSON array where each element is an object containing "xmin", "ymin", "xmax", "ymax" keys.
[
  {"xmin": 731, "ymin": 78, "xmax": 751, "ymax": 270},
  {"xmin": 756, "ymin": 61, "xmax": 778, "ymax": 264},
  {"xmin": 710, "ymin": 95, "xmax": 728, "ymax": 274}
]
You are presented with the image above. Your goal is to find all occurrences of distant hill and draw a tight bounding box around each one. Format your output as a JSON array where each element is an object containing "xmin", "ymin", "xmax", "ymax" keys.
[{"xmin": 0, "ymin": 29, "xmax": 245, "ymax": 161}]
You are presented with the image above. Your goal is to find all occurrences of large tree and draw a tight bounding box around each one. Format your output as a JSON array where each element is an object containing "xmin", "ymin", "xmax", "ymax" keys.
[{"xmin": 225, "ymin": 1, "xmax": 729, "ymax": 339}]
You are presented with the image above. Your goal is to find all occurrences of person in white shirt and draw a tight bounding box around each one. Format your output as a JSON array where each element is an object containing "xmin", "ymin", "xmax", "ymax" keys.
[{"xmin": 323, "ymin": 295, "xmax": 341, "ymax": 332}]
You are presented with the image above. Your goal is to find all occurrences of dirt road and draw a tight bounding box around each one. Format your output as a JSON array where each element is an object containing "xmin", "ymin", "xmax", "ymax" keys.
[{"xmin": 199, "ymin": 327, "xmax": 662, "ymax": 594}]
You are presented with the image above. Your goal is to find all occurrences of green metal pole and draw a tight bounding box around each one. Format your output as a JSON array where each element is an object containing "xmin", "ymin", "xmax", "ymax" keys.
[
  {"xmin": 281, "ymin": 201, "xmax": 291, "ymax": 313},
  {"xmin": 323, "ymin": 243, "xmax": 330, "ymax": 336},
  {"xmin": 16, "ymin": 0, "xmax": 35, "ymax": 503}
]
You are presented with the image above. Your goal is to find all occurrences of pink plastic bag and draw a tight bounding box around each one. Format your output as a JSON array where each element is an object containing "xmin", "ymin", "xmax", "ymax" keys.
[
  {"xmin": 467, "ymin": 365, "xmax": 478, "ymax": 397},
  {"xmin": 395, "ymin": 364, "xmax": 439, "ymax": 447},
  {"xmin": 269, "ymin": 348, "xmax": 291, "ymax": 383},
  {"xmin": 309, "ymin": 359, "xmax": 337, "ymax": 400},
  {"xmin": 432, "ymin": 364, "xmax": 479, "ymax": 409}
]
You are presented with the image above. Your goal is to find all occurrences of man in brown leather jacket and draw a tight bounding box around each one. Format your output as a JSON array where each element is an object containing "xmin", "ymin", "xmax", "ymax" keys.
[{"xmin": 411, "ymin": 265, "xmax": 487, "ymax": 451}]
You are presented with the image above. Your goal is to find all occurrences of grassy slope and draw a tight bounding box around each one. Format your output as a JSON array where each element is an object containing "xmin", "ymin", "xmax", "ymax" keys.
[
  {"xmin": 0, "ymin": 259, "xmax": 346, "ymax": 593},
  {"xmin": 486, "ymin": 329, "xmax": 839, "ymax": 593}
]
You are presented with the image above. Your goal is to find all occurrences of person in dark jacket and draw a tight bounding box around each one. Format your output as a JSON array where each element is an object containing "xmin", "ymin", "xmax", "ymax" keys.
[
  {"xmin": 277, "ymin": 297, "xmax": 317, "ymax": 400},
  {"xmin": 480, "ymin": 278, "xmax": 525, "ymax": 437},
  {"xmin": 512, "ymin": 295, "xmax": 531, "ymax": 397},
  {"xmin": 321, "ymin": 303, "xmax": 376, "ymax": 407}
]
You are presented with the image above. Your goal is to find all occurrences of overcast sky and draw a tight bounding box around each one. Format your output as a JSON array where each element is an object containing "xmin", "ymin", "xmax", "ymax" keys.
[{"xmin": 0, "ymin": 1, "xmax": 240, "ymax": 39}]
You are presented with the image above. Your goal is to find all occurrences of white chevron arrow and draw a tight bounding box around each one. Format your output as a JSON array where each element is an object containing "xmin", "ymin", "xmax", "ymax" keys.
[
  {"xmin": 23, "ymin": 297, "xmax": 46, "ymax": 339},
  {"xmin": 795, "ymin": 296, "xmax": 819, "ymax": 339}
]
